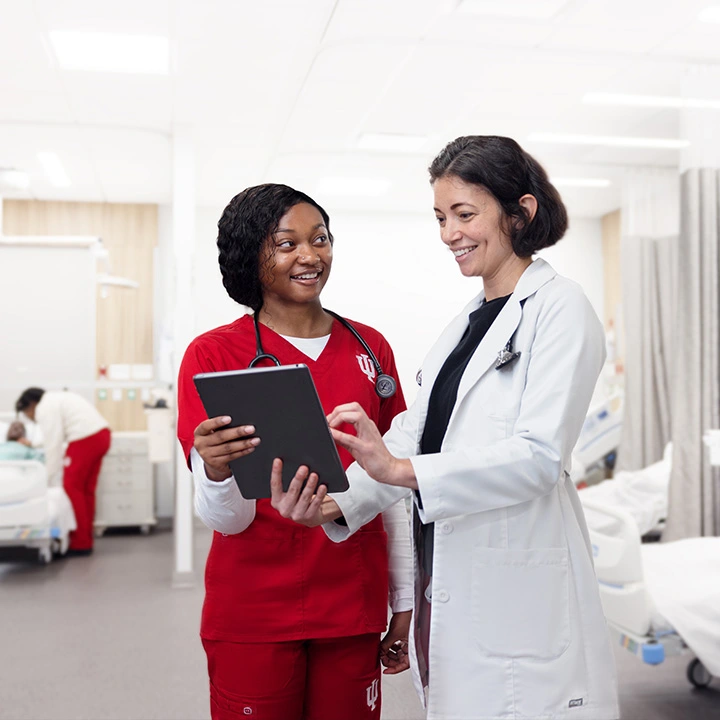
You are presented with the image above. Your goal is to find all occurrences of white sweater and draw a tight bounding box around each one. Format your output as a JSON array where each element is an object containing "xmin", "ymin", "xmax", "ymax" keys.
[{"xmin": 35, "ymin": 391, "xmax": 109, "ymax": 483}]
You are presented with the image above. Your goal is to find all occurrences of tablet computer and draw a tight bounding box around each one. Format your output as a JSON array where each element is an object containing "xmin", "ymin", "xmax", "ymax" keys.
[{"xmin": 193, "ymin": 364, "xmax": 349, "ymax": 499}]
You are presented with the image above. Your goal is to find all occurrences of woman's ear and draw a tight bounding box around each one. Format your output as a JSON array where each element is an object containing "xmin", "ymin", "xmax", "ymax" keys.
[{"xmin": 519, "ymin": 194, "xmax": 538, "ymax": 223}]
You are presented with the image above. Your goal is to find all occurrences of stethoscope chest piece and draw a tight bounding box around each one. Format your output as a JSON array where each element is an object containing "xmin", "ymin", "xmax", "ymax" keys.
[
  {"xmin": 376, "ymin": 374, "xmax": 397, "ymax": 399},
  {"xmin": 495, "ymin": 339, "xmax": 521, "ymax": 370}
]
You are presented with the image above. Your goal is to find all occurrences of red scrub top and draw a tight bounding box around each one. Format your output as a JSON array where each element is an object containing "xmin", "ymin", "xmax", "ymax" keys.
[{"xmin": 178, "ymin": 314, "xmax": 407, "ymax": 643}]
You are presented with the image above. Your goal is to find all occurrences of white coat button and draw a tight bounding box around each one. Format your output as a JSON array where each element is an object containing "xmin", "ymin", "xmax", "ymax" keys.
[
  {"xmin": 439, "ymin": 522, "xmax": 453, "ymax": 535},
  {"xmin": 436, "ymin": 589, "xmax": 450, "ymax": 603}
]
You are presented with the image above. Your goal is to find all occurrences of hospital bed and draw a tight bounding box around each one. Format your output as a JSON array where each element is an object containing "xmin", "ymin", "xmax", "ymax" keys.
[
  {"xmin": 583, "ymin": 498, "xmax": 720, "ymax": 689},
  {"xmin": 0, "ymin": 460, "xmax": 76, "ymax": 564},
  {"xmin": 578, "ymin": 444, "xmax": 671, "ymax": 538},
  {"xmin": 571, "ymin": 391, "xmax": 623, "ymax": 486}
]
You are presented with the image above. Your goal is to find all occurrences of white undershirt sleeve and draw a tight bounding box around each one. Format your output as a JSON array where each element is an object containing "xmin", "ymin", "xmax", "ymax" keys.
[
  {"xmin": 381, "ymin": 499, "xmax": 414, "ymax": 613},
  {"xmin": 191, "ymin": 448, "xmax": 256, "ymax": 534}
]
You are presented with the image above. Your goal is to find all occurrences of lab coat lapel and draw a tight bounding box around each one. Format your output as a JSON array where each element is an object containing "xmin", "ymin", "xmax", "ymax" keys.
[
  {"xmin": 454, "ymin": 298, "xmax": 522, "ymax": 406},
  {"xmin": 420, "ymin": 294, "xmax": 485, "ymax": 392},
  {"xmin": 453, "ymin": 258, "xmax": 557, "ymax": 408}
]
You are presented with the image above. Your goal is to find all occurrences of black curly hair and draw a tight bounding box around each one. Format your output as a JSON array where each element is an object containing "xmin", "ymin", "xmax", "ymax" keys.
[
  {"xmin": 16, "ymin": 387, "xmax": 45, "ymax": 414},
  {"xmin": 428, "ymin": 136, "xmax": 568, "ymax": 257},
  {"xmin": 217, "ymin": 184, "xmax": 334, "ymax": 313}
]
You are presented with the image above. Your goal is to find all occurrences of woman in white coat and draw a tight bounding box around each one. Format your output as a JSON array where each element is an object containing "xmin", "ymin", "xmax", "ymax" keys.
[{"xmin": 271, "ymin": 136, "xmax": 619, "ymax": 720}]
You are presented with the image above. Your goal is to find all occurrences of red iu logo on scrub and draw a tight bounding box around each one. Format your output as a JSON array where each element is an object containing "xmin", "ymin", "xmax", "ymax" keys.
[{"xmin": 356, "ymin": 354, "xmax": 376, "ymax": 383}]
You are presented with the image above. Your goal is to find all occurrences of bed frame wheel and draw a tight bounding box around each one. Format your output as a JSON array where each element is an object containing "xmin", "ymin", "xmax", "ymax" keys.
[
  {"xmin": 687, "ymin": 658, "xmax": 713, "ymax": 688},
  {"xmin": 140, "ymin": 524, "xmax": 152, "ymax": 536},
  {"xmin": 38, "ymin": 547, "xmax": 52, "ymax": 565}
]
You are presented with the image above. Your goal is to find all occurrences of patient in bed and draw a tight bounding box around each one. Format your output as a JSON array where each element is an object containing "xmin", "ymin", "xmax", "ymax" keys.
[{"xmin": 0, "ymin": 422, "xmax": 45, "ymax": 462}]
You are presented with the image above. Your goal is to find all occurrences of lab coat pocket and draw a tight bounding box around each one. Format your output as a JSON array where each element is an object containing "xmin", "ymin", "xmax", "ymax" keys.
[{"xmin": 471, "ymin": 546, "xmax": 570, "ymax": 660}]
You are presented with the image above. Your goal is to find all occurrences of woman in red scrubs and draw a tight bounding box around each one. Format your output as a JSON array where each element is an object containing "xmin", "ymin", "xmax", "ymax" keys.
[{"xmin": 177, "ymin": 184, "xmax": 412, "ymax": 720}]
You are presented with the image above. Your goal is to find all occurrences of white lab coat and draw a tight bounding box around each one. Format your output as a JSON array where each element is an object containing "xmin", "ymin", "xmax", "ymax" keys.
[{"xmin": 325, "ymin": 259, "xmax": 619, "ymax": 720}]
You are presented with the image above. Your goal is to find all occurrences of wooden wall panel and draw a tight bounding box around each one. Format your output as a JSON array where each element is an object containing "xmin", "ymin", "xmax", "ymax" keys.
[{"xmin": 3, "ymin": 200, "xmax": 157, "ymax": 431}]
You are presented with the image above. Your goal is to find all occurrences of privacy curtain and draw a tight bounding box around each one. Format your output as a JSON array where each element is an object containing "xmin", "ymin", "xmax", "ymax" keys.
[
  {"xmin": 664, "ymin": 169, "xmax": 720, "ymax": 540},
  {"xmin": 616, "ymin": 170, "xmax": 679, "ymax": 472}
]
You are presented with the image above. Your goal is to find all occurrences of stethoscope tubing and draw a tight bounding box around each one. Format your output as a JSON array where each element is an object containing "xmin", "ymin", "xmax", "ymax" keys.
[{"xmin": 250, "ymin": 310, "xmax": 397, "ymax": 398}]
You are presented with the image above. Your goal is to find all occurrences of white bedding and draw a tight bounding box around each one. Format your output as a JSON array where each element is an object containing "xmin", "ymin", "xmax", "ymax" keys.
[
  {"xmin": 0, "ymin": 487, "xmax": 76, "ymax": 548},
  {"xmin": 579, "ymin": 449, "xmax": 671, "ymax": 536},
  {"xmin": 47, "ymin": 487, "xmax": 76, "ymax": 537},
  {"xmin": 642, "ymin": 538, "xmax": 720, "ymax": 676}
]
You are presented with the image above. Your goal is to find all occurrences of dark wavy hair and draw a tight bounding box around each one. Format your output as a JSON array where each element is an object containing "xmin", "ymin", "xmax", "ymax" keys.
[
  {"xmin": 428, "ymin": 136, "xmax": 568, "ymax": 256},
  {"xmin": 16, "ymin": 387, "xmax": 45, "ymax": 414},
  {"xmin": 217, "ymin": 184, "xmax": 334, "ymax": 313}
]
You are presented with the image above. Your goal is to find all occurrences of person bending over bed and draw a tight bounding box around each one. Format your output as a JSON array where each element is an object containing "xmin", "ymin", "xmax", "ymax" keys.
[{"xmin": 16, "ymin": 388, "xmax": 110, "ymax": 555}]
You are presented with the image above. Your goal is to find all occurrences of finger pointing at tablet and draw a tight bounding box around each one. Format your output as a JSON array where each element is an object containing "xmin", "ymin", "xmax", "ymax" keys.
[{"xmin": 327, "ymin": 403, "xmax": 417, "ymax": 490}]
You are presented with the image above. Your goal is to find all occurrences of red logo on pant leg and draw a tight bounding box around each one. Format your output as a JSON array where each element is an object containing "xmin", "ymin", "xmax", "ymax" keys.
[{"xmin": 366, "ymin": 678, "xmax": 379, "ymax": 711}]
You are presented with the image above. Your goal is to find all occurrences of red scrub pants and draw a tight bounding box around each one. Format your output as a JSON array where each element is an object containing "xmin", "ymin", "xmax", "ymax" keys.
[
  {"xmin": 202, "ymin": 633, "xmax": 382, "ymax": 720},
  {"xmin": 63, "ymin": 428, "xmax": 111, "ymax": 551}
]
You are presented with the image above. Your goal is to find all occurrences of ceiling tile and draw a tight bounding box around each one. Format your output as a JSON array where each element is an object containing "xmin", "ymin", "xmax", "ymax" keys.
[
  {"xmin": 278, "ymin": 43, "xmax": 415, "ymax": 153},
  {"xmin": 63, "ymin": 74, "xmax": 172, "ymax": 128},
  {"xmin": 86, "ymin": 128, "xmax": 171, "ymax": 203},
  {"xmin": 653, "ymin": 21, "xmax": 720, "ymax": 61},
  {"xmin": 196, "ymin": 145, "xmax": 269, "ymax": 207},
  {"xmin": 0, "ymin": 123, "xmax": 101, "ymax": 201},
  {"xmin": 324, "ymin": 0, "xmax": 453, "ymax": 43}
]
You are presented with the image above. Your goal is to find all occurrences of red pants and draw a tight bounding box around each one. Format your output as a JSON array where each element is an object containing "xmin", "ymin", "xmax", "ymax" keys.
[
  {"xmin": 63, "ymin": 428, "xmax": 111, "ymax": 550},
  {"xmin": 202, "ymin": 634, "xmax": 382, "ymax": 720}
]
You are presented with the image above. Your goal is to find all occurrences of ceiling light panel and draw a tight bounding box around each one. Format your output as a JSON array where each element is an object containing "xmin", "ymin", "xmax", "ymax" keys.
[
  {"xmin": 698, "ymin": 5, "xmax": 720, "ymax": 23},
  {"xmin": 528, "ymin": 132, "xmax": 690, "ymax": 149},
  {"xmin": 457, "ymin": 0, "xmax": 572, "ymax": 20},
  {"xmin": 49, "ymin": 31, "xmax": 169, "ymax": 74},
  {"xmin": 584, "ymin": 92, "xmax": 720, "ymax": 110},
  {"xmin": 556, "ymin": 0, "xmax": 682, "ymax": 32},
  {"xmin": 541, "ymin": 25, "xmax": 665, "ymax": 54},
  {"xmin": 551, "ymin": 177, "xmax": 612, "ymax": 188},
  {"xmin": 357, "ymin": 134, "xmax": 429, "ymax": 153},
  {"xmin": 316, "ymin": 177, "xmax": 392, "ymax": 197},
  {"xmin": 37, "ymin": 0, "xmax": 170, "ymax": 35}
]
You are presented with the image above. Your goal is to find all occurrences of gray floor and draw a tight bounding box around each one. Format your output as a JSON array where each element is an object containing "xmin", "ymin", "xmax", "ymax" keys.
[{"xmin": 0, "ymin": 528, "xmax": 718, "ymax": 720}]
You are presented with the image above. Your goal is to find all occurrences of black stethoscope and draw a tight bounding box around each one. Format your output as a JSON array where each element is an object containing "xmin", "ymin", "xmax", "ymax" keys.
[{"xmin": 250, "ymin": 309, "xmax": 397, "ymax": 399}]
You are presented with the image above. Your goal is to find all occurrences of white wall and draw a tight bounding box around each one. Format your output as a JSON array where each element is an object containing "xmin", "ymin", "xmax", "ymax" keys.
[
  {"xmin": 0, "ymin": 244, "xmax": 97, "ymax": 411},
  {"xmin": 192, "ymin": 204, "xmax": 243, "ymax": 335},
  {"xmin": 538, "ymin": 217, "xmax": 604, "ymax": 321}
]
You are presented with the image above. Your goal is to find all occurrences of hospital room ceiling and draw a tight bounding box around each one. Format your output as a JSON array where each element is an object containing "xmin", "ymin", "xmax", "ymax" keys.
[{"xmin": 0, "ymin": 0, "xmax": 718, "ymax": 218}]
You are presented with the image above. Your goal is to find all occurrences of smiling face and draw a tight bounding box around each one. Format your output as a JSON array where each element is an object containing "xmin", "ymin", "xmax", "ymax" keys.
[
  {"xmin": 433, "ymin": 175, "xmax": 518, "ymax": 280},
  {"xmin": 259, "ymin": 202, "xmax": 333, "ymax": 310}
]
